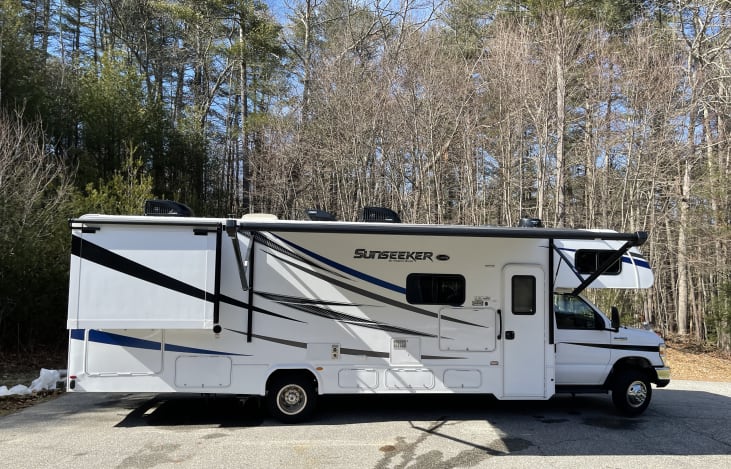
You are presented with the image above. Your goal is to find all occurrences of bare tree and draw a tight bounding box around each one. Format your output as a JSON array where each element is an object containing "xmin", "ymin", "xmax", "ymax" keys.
[
  {"xmin": 0, "ymin": 111, "xmax": 71, "ymax": 351},
  {"xmin": 0, "ymin": 111, "xmax": 69, "ymax": 242}
]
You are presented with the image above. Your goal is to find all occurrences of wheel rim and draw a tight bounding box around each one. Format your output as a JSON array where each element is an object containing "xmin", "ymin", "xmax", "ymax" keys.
[
  {"xmin": 626, "ymin": 380, "xmax": 648, "ymax": 408},
  {"xmin": 277, "ymin": 384, "xmax": 307, "ymax": 415}
]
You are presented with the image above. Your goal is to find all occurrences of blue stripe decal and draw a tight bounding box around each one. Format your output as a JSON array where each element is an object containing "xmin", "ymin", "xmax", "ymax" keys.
[
  {"xmin": 622, "ymin": 257, "xmax": 650, "ymax": 269},
  {"xmin": 557, "ymin": 247, "xmax": 651, "ymax": 269},
  {"xmin": 88, "ymin": 330, "xmax": 162, "ymax": 351},
  {"xmin": 273, "ymin": 236, "xmax": 407, "ymax": 294},
  {"xmin": 71, "ymin": 329, "xmax": 243, "ymax": 356}
]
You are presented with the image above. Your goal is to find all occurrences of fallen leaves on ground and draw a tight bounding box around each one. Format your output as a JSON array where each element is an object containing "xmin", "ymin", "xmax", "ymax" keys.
[
  {"xmin": 665, "ymin": 342, "xmax": 731, "ymax": 382},
  {"xmin": 0, "ymin": 390, "xmax": 63, "ymax": 417}
]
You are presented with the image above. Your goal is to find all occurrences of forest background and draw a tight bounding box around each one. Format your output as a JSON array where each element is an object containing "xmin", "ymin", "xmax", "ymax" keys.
[{"xmin": 0, "ymin": 0, "xmax": 729, "ymax": 354}]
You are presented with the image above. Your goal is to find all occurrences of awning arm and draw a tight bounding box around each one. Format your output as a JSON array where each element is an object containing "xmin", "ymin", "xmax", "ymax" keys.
[
  {"xmin": 226, "ymin": 219, "xmax": 249, "ymax": 291},
  {"xmin": 554, "ymin": 245, "xmax": 584, "ymax": 285}
]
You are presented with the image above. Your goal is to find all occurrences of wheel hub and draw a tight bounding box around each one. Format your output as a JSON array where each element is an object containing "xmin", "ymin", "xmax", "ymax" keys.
[
  {"xmin": 627, "ymin": 381, "xmax": 648, "ymax": 407},
  {"xmin": 277, "ymin": 384, "xmax": 307, "ymax": 415},
  {"xmin": 284, "ymin": 388, "xmax": 302, "ymax": 405}
]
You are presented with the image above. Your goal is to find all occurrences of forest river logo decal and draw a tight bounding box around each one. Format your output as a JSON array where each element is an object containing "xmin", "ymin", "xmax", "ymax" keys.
[{"xmin": 353, "ymin": 249, "xmax": 450, "ymax": 263}]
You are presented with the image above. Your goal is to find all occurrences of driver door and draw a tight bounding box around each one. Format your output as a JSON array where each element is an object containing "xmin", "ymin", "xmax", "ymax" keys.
[{"xmin": 554, "ymin": 293, "xmax": 611, "ymax": 385}]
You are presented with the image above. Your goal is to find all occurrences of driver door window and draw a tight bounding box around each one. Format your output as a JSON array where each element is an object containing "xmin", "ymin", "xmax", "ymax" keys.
[{"xmin": 554, "ymin": 294, "xmax": 602, "ymax": 330}]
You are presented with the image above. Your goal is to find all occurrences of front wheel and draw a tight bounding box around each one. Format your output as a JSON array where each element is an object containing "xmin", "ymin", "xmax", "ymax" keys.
[
  {"xmin": 612, "ymin": 369, "xmax": 652, "ymax": 416},
  {"xmin": 266, "ymin": 374, "xmax": 317, "ymax": 423}
]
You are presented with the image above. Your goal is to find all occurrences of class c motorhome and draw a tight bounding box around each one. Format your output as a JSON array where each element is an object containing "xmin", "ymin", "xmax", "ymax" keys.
[{"xmin": 66, "ymin": 203, "xmax": 670, "ymax": 422}]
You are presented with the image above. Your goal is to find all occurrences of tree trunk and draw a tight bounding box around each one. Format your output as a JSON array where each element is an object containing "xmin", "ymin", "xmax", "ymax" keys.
[
  {"xmin": 677, "ymin": 158, "xmax": 691, "ymax": 335},
  {"xmin": 553, "ymin": 13, "xmax": 566, "ymax": 228}
]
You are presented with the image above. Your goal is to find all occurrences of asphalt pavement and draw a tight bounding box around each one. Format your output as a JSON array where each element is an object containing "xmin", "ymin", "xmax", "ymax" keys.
[{"xmin": 1, "ymin": 380, "xmax": 730, "ymax": 468}]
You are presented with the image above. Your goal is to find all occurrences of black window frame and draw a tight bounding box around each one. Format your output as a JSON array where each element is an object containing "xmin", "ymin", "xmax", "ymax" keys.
[
  {"xmin": 406, "ymin": 273, "xmax": 466, "ymax": 306},
  {"xmin": 575, "ymin": 249, "xmax": 622, "ymax": 275},
  {"xmin": 511, "ymin": 275, "xmax": 536, "ymax": 315}
]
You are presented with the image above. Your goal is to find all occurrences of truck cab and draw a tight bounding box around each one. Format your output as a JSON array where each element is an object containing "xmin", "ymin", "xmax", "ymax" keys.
[{"xmin": 553, "ymin": 291, "xmax": 670, "ymax": 415}]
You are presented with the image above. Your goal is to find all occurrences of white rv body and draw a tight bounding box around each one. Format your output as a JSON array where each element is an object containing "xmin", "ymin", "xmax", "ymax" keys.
[{"xmin": 66, "ymin": 214, "xmax": 669, "ymax": 420}]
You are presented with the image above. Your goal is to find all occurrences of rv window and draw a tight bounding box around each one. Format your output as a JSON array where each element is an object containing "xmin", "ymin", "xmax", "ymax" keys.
[
  {"xmin": 406, "ymin": 274, "xmax": 465, "ymax": 305},
  {"xmin": 511, "ymin": 275, "xmax": 536, "ymax": 315},
  {"xmin": 575, "ymin": 250, "xmax": 621, "ymax": 275},
  {"xmin": 553, "ymin": 294, "xmax": 602, "ymax": 330}
]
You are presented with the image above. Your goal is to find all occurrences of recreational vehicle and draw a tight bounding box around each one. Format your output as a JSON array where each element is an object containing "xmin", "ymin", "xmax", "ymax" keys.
[{"xmin": 66, "ymin": 203, "xmax": 670, "ymax": 422}]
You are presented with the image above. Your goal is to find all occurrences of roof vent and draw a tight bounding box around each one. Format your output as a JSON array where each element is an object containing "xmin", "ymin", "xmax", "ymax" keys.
[
  {"xmin": 518, "ymin": 217, "xmax": 543, "ymax": 228},
  {"xmin": 360, "ymin": 207, "xmax": 401, "ymax": 223},
  {"xmin": 306, "ymin": 209, "xmax": 337, "ymax": 221},
  {"xmin": 144, "ymin": 200, "xmax": 194, "ymax": 217}
]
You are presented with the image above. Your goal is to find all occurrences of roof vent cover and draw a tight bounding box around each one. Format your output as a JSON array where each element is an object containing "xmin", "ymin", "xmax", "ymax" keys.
[
  {"xmin": 360, "ymin": 207, "xmax": 401, "ymax": 223},
  {"xmin": 306, "ymin": 209, "xmax": 337, "ymax": 221},
  {"xmin": 144, "ymin": 200, "xmax": 194, "ymax": 217},
  {"xmin": 518, "ymin": 217, "xmax": 543, "ymax": 228}
]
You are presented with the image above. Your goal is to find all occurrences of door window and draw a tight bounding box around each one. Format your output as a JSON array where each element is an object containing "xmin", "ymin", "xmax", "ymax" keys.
[
  {"xmin": 554, "ymin": 294, "xmax": 603, "ymax": 329},
  {"xmin": 511, "ymin": 275, "xmax": 536, "ymax": 315}
]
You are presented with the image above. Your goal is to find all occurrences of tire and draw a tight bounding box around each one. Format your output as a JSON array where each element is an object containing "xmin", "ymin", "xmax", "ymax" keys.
[
  {"xmin": 612, "ymin": 369, "xmax": 652, "ymax": 416},
  {"xmin": 266, "ymin": 374, "xmax": 317, "ymax": 423}
]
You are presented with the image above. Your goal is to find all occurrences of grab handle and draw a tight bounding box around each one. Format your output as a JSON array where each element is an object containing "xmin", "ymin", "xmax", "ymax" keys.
[{"xmin": 497, "ymin": 309, "xmax": 502, "ymax": 340}]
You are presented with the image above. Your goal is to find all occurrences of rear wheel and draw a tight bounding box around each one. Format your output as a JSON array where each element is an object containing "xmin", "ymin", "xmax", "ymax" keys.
[
  {"xmin": 266, "ymin": 374, "xmax": 317, "ymax": 423},
  {"xmin": 612, "ymin": 369, "xmax": 651, "ymax": 416}
]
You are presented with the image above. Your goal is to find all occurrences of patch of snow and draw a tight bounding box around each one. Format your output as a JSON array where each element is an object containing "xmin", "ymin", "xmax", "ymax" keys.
[{"xmin": 0, "ymin": 369, "xmax": 65, "ymax": 396}]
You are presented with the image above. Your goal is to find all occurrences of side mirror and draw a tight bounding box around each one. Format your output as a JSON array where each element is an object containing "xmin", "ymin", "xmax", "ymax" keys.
[{"xmin": 611, "ymin": 306, "xmax": 620, "ymax": 331}]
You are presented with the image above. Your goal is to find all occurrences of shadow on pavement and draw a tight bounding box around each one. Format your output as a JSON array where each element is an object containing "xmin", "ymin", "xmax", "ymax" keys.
[{"xmin": 111, "ymin": 387, "xmax": 731, "ymax": 457}]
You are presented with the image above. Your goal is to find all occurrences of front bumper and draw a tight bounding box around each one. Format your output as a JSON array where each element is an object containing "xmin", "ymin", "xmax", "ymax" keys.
[{"xmin": 654, "ymin": 366, "xmax": 671, "ymax": 387}]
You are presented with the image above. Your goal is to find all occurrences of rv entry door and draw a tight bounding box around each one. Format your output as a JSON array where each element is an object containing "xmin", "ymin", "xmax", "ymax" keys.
[{"xmin": 502, "ymin": 264, "xmax": 548, "ymax": 398}]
